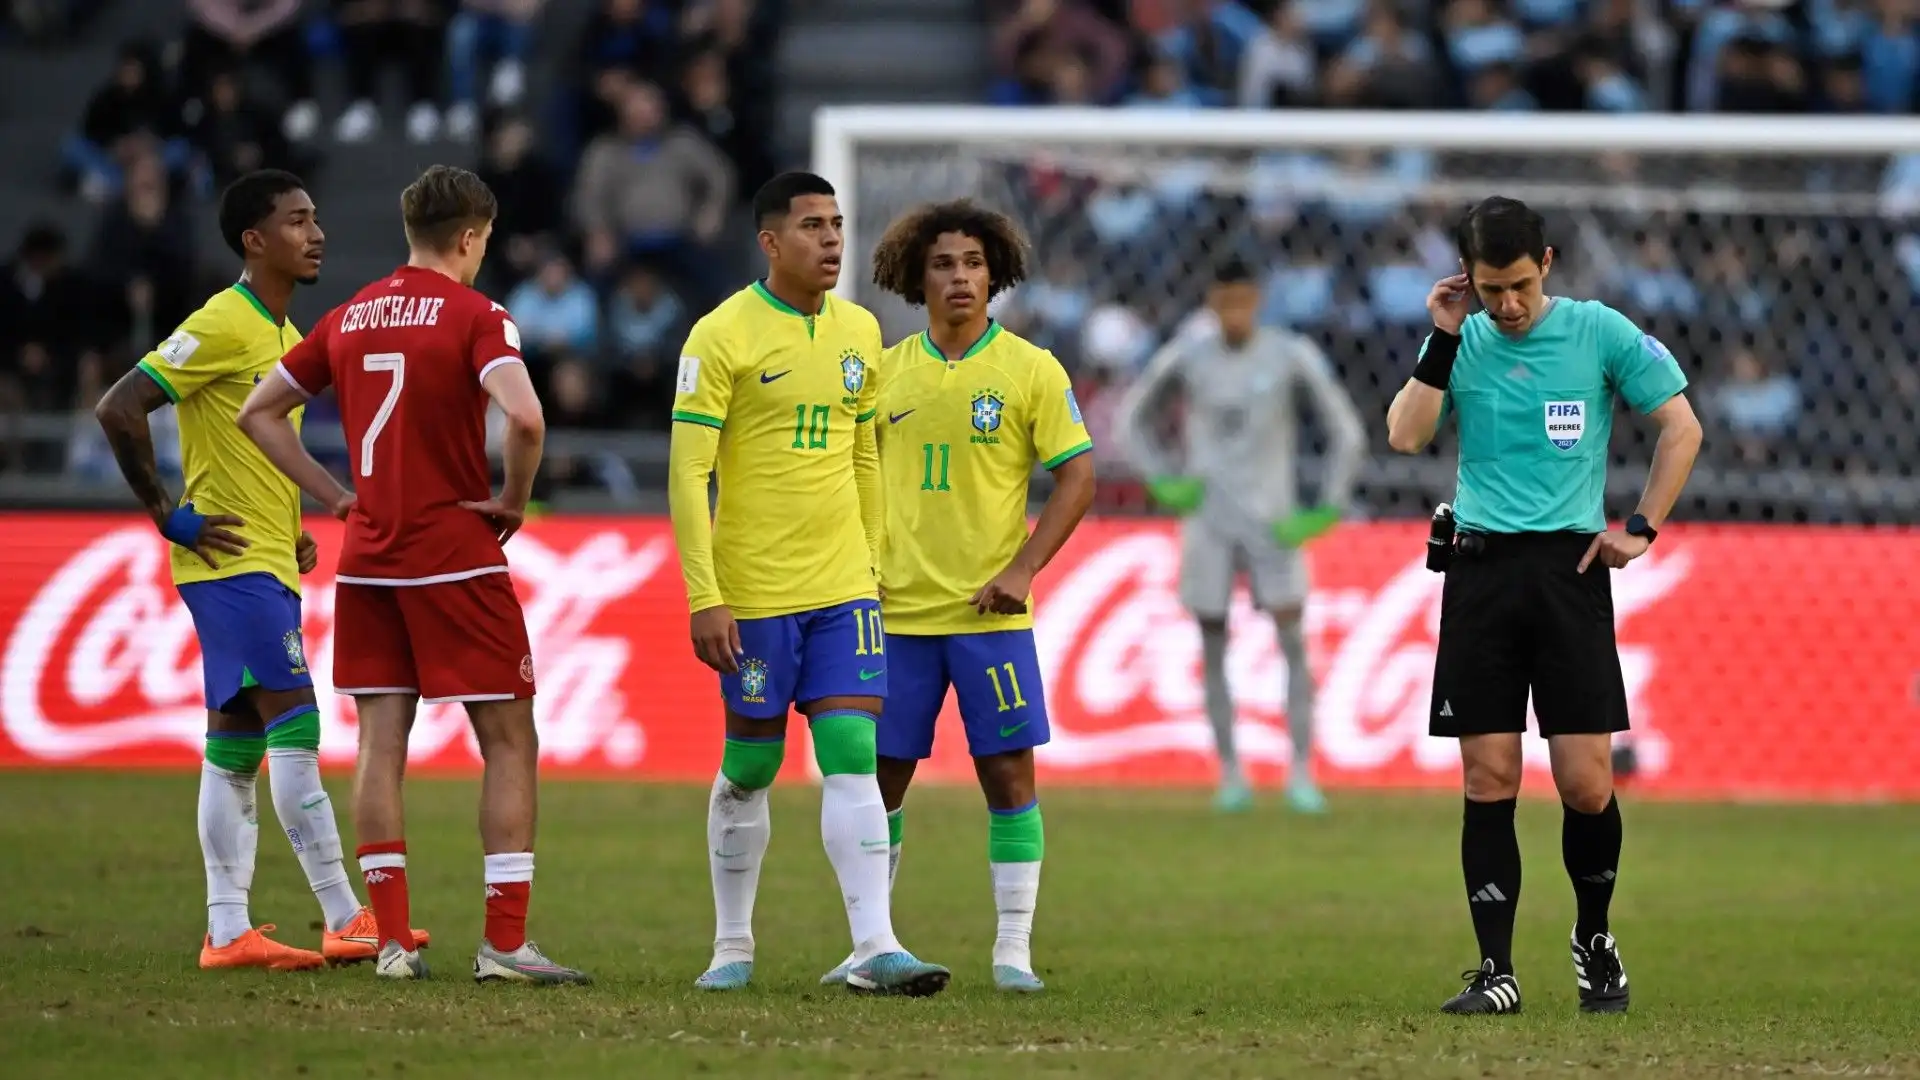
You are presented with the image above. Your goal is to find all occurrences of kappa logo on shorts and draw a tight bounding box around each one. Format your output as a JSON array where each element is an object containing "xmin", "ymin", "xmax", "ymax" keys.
[
  {"xmin": 282, "ymin": 629, "xmax": 307, "ymax": 671},
  {"xmin": 519, "ymin": 654, "xmax": 535, "ymax": 683},
  {"xmin": 739, "ymin": 658, "xmax": 769, "ymax": 703},
  {"xmin": 1544, "ymin": 401, "xmax": 1586, "ymax": 451}
]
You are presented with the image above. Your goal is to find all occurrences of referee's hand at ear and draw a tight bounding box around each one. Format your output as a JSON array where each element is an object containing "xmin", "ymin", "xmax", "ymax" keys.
[{"xmin": 1577, "ymin": 530, "xmax": 1650, "ymax": 572}]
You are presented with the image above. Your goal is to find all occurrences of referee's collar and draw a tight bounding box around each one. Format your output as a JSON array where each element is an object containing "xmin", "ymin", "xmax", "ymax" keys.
[{"xmin": 1495, "ymin": 295, "xmax": 1561, "ymax": 341}]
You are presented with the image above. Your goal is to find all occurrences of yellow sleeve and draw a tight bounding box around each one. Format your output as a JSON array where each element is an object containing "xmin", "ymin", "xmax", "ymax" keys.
[
  {"xmin": 853, "ymin": 322, "xmax": 884, "ymax": 572},
  {"xmin": 135, "ymin": 305, "xmax": 233, "ymax": 404},
  {"xmin": 668, "ymin": 321, "xmax": 733, "ymax": 612},
  {"xmin": 1032, "ymin": 352, "xmax": 1094, "ymax": 470}
]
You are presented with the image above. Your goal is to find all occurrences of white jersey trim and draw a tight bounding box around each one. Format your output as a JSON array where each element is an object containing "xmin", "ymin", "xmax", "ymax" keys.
[
  {"xmin": 476, "ymin": 356, "xmax": 524, "ymax": 384},
  {"xmin": 333, "ymin": 686, "xmax": 419, "ymax": 696},
  {"xmin": 276, "ymin": 363, "xmax": 314, "ymax": 398},
  {"xmin": 423, "ymin": 693, "xmax": 517, "ymax": 704},
  {"xmin": 336, "ymin": 565, "xmax": 511, "ymax": 587}
]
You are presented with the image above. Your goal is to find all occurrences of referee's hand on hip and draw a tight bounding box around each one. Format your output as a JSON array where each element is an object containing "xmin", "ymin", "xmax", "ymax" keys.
[{"xmin": 1577, "ymin": 530, "xmax": 1651, "ymax": 572}]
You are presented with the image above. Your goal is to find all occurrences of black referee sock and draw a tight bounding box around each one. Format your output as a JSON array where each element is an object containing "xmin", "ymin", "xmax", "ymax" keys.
[
  {"xmin": 1461, "ymin": 796, "xmax": 1521, "ymax": 977},
  {"xmin": 1562, "ymin": 794, "xmax": 1622, "ymax": 945}
]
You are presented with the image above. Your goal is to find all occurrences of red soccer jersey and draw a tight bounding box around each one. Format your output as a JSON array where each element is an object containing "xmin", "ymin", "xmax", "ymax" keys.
[{"xmin": 278, "ymin": 265, "xmax": 523, "ymax": 585}]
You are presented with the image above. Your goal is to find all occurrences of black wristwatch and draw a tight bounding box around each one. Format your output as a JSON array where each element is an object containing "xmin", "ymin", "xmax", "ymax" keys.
[{"xmin": 1624, "ymin": 514, "xmax": 1658, "ymax": 544}]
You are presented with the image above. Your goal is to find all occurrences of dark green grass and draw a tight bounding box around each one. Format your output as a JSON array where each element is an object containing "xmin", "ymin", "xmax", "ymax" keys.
[{"xmin": 1, "ymin": 772, "xmax": 1917, "ymax": 1078}]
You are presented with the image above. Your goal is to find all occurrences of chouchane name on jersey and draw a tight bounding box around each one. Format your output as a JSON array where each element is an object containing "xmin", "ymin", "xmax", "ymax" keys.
[
  {"xmin": 1028, "ymin": 530, "xmax": 1689, "ymax": 778},
  {"xmin": 338, "ymin": 294, "xmax": 447, "ymax": 334},
  {"xmin": 0, "ymin": 526, "xmax": 669, "ymax": 768}
]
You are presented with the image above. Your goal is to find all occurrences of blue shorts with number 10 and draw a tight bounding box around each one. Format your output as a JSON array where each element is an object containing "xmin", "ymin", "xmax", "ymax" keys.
[
  {"xmin": 721, "ymin": 598, "xmax": 888, "ymax": 718},
  {"xmin": 879, "ymin": 630, "xmax": 1050, "ymax": 760}
]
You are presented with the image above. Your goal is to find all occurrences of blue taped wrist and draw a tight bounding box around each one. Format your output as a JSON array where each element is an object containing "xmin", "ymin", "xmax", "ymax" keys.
[{"xmin": 160, "ymin": 505, "xmax": 205, "ymax": 547}]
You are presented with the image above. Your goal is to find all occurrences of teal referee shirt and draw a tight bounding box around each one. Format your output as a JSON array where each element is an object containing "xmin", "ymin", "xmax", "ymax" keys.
[{"xmin": 1425, "ymin": 298, "xmax": 1688, "ymax": 535}]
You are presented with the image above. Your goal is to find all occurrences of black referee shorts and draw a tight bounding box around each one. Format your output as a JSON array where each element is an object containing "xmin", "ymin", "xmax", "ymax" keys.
[{"xmin": 1429, "ymin": 531, "xmax": 1629, "ymax": 739}]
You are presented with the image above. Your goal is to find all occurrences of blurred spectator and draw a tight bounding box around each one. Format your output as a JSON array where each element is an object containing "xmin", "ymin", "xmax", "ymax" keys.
[
  {"xmin": 576, "ymin": 0, "xmax": 678, "ymax": 142},
  {"xmin": 476, "ymin": 115, "xmax": 564, "ymax": 296},
  {"xmin": 1708, "ymin": 346, "xmax": 1801, "ymax": 463},
  {"xmin": 1156, "ymin": 1, "xmax": 1264, "ymax": 103},
  {"xmin": 991, "ymin": 0, "xmax": 1132, "ymax": 104},
  {"xmin": 1859, "ymin": 0, "xmax": 1920, "ymax": 112},
  {"xmin": 183, "ymin": 68, "xmax": 306, "ymax": 190},
  {"xmin": 605, "ymin": 263, "xmax": 687, "ymax": 426},
  {"xmin": 573, "ymin": 80, "xmax": 735, "ymax": 306},
  {"xmin": 681, "ymin": 0, "xmax": 780, "ymax": 125},
  {"xmin": 178, "ymin": 0, "xmax": 318, "ymax": 142},
  {"xmin": 66, "ymin": 40, "xmax": 192, "ymax": 202},
  {"xmin": 1575, "ymin": 35, "xmax": 1651, "ymax": 111},
  {"xmin": 0, "ymin": 224, "xmax": 98, "ymax": 469},
  {"xmin": 445, "ymin": 0, "xmax": 543, "ymax": 142},
  {"xmin": 677, "ymin": 46, "xmax": 773, "ymax": 203},
  {"xmin": 1323, "ymin": 3, "xmax": 1440, "ymax": 107},
  {"xmin": 1128, "ymin": 51, "xmax": 1210, "ymax": 106},
  {"xmin": 1442, "ymin": 0, "xmax": 1527, "ymax": 90},
  {"xmin": 85, "ymin": 153, "xmax": 197, "ymax": 365},
  {"xmin": 1716, "ymin": 31, "xmax": 1810, "ymax": 111},
  {"xmin": 333, "ymin": 0, "xmax": 451, "ymax": 144},
  {"xmin": 1238, "ymin": 2, "xmax": 1319, "ymax": 107},
  {"xmin": 1467, "ymin": 60, "xmax": 1539, "ymax": 109},
  {"xmin": 505, "ymin": 252, "xmax": 601, "ymax": 363}
]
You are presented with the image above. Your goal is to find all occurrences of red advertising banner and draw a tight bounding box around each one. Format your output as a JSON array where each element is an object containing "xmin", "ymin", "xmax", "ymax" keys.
[{"xmin": 0, "ymin": 514, "xmax": 1915, "ymax": 799}]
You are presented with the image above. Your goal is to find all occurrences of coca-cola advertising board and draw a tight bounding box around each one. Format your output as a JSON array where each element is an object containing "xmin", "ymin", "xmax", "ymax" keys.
[{"xmin": 1, "ymin": 514, "xmax": 1916, "ymax": 799}]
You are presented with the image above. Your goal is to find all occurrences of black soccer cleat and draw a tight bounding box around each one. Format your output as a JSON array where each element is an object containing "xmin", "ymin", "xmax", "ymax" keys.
[
  {"xmin": 1571, "ymin": 929, "xmax": 1630, "ymax": 1014},
  {"xmin": 1440, "ymin": 959, "xmax": 1523, "ymax": 1015}
]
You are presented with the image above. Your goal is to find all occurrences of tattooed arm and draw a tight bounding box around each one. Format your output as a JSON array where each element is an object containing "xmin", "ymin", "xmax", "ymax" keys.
[{"xmin": 93, "ymin": 367, "xmax": 176, "ymax": 525}]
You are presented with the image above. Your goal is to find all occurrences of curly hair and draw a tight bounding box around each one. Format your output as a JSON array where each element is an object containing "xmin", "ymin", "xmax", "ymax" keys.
[{"xmin": 869, "ymin": 199, "xmax": 1030, "ymax": 307}]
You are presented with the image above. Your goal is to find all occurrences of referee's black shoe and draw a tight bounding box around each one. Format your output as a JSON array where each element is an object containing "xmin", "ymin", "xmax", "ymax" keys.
[
  {"xmin": 1571, "ymin": 929, "xmax": 1630, "ymax": 1014},
  {"xmin": 1439, "ymin": 959, "xmax": 1522, "ymax": 1015}
]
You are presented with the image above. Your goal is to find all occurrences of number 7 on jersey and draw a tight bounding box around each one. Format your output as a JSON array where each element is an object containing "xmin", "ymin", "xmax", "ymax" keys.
[{"xmin": 360, "ymin": 352, "xmax": 405, "ymax": 477}]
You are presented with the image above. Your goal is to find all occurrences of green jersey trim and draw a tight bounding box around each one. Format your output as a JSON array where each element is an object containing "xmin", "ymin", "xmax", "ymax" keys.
[
  {"xmin": 917, "ymin": 320, "xmax": 1002, "ymax": 363},
  {"xmin": 750, "ymin": 279, "xmax": 826, "ymax": 318},
  {"xmin": 855, "ymin": 408, "xmax": 877, "ymax": 423},
  {"xmin": 672, "ymin": 409, "xmax": 724, "ymax": 429},
  {"xmin": 232, "ymin": 282, "xmax": 278, "ymax": 325},
  {"xmin": 137, "ymin": 359, "xmax": 182, "ymax": 403},
  {"xmin": 1042, "ymin": 440, "xmax": 1093, "ymax": 470}
]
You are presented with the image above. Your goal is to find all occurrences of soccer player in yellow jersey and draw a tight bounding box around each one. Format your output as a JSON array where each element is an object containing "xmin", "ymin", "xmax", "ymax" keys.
[
  {"xmin": 93, "ymin": 170, "xmax": 425, "ymax": 972},
  {"xmin": 668, "ymin": 172, "xmax": 948, "ymax": 996},
  {"xmin": 818, "ymin": 200, "xmax": 1096, "ymax": 993}
]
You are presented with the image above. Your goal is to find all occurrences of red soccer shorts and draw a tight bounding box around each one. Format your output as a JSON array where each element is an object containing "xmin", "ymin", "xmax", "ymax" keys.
[{"xmin": 332, "ymin": 573, "xmax": 536, "ymax": 703}]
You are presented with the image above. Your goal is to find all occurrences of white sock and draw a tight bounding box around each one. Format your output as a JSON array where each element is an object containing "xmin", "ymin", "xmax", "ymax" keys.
[
  {"xmin": 1199, "ymin": 621, "xmax": 1242, "ymax": 784},
  {"xmin": 265, "ymin": 748, "xmax": 362, "ymax": 931},
  {"xmin": 990, "ymin": 860, "xmax": 1042, "ymax": 972},
  {"xmin": 1276, "ymin": 618, "xmax": 1316, "ymax": 779},
  {"xmin": 837, "ymin": 811, "xmax": 903, "ymax": 970},
  {"xmin": 707, "ymin": 771, "xmax": 770, "ymax": 964},
  {"xmin": 199, "ymin": 761, "xmax": 259, "ymax": 947},
  {"xmin": 820, "ymin": 773, "xmax": 900, "ymax": 961}
]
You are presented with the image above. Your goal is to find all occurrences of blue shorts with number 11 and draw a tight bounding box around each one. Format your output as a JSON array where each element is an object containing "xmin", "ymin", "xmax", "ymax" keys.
[
  {"xmin": 880, "ymin": 630, "xmax": 1050, "ymax": 760},
  {"xmin": 721, "ymin": 599, "xmax": 887, "ymax": 718}
]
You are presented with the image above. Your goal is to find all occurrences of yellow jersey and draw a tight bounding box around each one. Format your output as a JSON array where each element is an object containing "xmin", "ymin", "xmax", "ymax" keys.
[
  {"xmin": 668, "ymin": 281, "xmax": 884, "ymax": 618},
  {"xmin": 875, "ymin": 321, "xmax": 1092, "ymax": 635},
  {"xmin": 136, "ymin": 283, "xmax": 306, "ymax": 594}
]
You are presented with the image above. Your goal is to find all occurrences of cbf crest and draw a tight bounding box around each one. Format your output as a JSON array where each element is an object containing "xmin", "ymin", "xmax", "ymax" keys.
[
  {"xmin": 283, "ymin": 630, "xmax": 308, "ymax": 673},
  {"xmin": 970, "ymin": 388, "xmax": 1005, "ymax": 445},
  {"xmin": 1544, "ymin": 400, "xmax": 1586, "ymax": 451},
  {"xmin": 839, "ymin": 350, "xmax": 866, "ymax": 405},
  {"xmin": 738, "ymin": 658, "xmax": 769, "ymax": 704}
]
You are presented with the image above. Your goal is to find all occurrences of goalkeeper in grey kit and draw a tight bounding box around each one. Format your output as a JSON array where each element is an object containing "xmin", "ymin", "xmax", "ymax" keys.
[{"xmin": 1114, "ymin": 259, "xmax": 1367, "ymax": 813}]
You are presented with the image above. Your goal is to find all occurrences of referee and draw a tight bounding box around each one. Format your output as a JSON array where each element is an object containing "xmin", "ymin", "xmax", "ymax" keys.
[{"xmin": 1385, "ymin": 198, "xmax": 1703, "ymax": 1016}]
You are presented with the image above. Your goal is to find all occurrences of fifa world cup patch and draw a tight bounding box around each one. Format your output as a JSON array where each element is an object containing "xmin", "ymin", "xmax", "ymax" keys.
[
  {"xmin": 1065, "ymin": 387, "xmax": 1083, "ymax": 424},
  {"xmin": 500, "ymin": 318, "xmax": 521, "ymax": 350},
  {"xmin": 156, "ymin": 330, "xmax": 201, "ymax": 368},
  {"xmin": 1544, "ymin": 400, "xmax": 1586, "ymax": 450},
  {"xmin": 676, "ymin": 355, "xmax": 701, "ymax": 393}
]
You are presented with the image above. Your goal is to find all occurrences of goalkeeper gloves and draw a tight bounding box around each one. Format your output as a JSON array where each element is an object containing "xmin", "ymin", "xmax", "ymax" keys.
[
  {"xmin": 1145, "ymin": 475, "xmax": 1207, "ymax": 516},
  {"xmin": 1273, "ymin": 505, "xmax": 1342, "ymax": 549}
]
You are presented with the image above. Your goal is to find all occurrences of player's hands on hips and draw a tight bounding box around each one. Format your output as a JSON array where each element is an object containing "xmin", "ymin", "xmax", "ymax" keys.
[
  {"xmin": 157, "ymin": 505, "xmax": 249, "ymax": 569},
  {"xmin": 690, "ymin": 605, "xmax": 743, "ymax": 674},
  {"xmin": 296, "ymin": 530, "xmax": 318, "ymax": 574},
  {"xmin": 327, "ymin": 491, "xmax": 357, "ymax": 521},
  {"xmin": 1145, "ymin": 475, "xmax": 1206, "ymax": 515},
  {"xmin": 1428, "ymin": 273, "xmax": 1472, "ymax": 335},
  {"xmin": 1578, "ymin": 530, "xmax": 1650, "ymax": 572},
  {"xmin": 459, "ymin": 496, "xmax": 526, "ymax": 543},
  {"xmin": 1273, "ymin": 505, "xmax": 1341, "ymax": 549},
  {"xmin": 970, "ymin": 564, "xmax": 1033, "ymax": 616}
]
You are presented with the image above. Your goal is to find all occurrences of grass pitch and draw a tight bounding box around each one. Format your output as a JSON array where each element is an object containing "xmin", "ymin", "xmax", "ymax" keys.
[{"xmin": 1, "ymin": 772, "xmax": 1917, "ymax": 1078}]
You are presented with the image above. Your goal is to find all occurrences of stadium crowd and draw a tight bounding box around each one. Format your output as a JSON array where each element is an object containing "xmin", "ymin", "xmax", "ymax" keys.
[{"xmin": 4, "ymin": 0, "xmax": 1918, "ymax": 511}]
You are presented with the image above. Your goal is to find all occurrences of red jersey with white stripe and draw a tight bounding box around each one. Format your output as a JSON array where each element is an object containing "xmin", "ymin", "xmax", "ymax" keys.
[{"xmin": 278, "ymin": 265, "xmax": 521, "ymax": 585}]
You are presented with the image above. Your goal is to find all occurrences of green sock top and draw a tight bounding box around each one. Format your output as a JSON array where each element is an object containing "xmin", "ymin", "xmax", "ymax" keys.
[{"xmin": 988, "ymin": 802, "xmax": 1044, "ymax": 864}]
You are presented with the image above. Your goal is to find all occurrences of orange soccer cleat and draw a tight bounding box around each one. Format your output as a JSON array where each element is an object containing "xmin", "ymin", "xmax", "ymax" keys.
[
  {"xmin": 199, "ymin": 925, "xmax": 327, "ymax": 971},
  {"xmin": 322, "ymin": 906, "xmax": 433, "ymax": 965}
]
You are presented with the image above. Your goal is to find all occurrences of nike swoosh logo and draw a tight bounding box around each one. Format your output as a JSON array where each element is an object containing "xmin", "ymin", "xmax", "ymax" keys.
[
  {"xmin": 760, "ymin": 370, "xmax": 791, "ymax": 383},
  {"xmin": 999, "ymin": 720, "xmax": 1030, "ymax": 738},
  {"xmin": 888, "ymin": 409, "xmax": 915, "ymax": 424},
  {"xmin": 858, "ymin": 669, "xmax": 883, "ymax": 681},
  {"xmin": 713, "ymin": 849, "xmax": 747, "ymax": 859}
]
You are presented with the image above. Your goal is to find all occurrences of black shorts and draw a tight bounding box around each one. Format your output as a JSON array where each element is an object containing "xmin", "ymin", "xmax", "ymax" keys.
[{"xmin": 1430, "ymin": 531, "xmax": 1629, "ymax": 739}]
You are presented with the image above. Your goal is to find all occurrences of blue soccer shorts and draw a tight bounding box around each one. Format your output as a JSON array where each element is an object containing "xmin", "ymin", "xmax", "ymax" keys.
[
  {"xmin": 879, "ymin": 629, "xmax": 1050, "ymax": 761},
  {"xmin": 176, "ymin": 571, "xmax": 312, "ymax": 712},
  {"xmin": 721, "ymin": 598, "xmax": 887, "ymax": 718}
]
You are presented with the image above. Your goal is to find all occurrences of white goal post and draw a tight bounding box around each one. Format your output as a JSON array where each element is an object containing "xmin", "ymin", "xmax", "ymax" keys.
[{"xmin": 811, "ymin": 106, "xmax": 1920, "ymax": 522}]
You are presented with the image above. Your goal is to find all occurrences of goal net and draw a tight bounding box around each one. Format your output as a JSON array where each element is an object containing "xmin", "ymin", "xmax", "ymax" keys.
[{"xmin": 814, "ymin": 107, "xmax": 1920, "ymax": 526}]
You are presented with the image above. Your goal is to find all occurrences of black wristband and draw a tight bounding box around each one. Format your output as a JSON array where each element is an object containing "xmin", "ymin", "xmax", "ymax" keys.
[{"xmin": 1412, "ymin": 328, "xmax": 1461, "ymax": 390}]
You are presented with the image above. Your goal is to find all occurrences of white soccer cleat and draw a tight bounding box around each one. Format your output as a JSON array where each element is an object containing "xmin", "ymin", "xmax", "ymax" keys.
[{"xmin": 374, "ymin": 940, "xmax": 430, "ymax": 980}]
